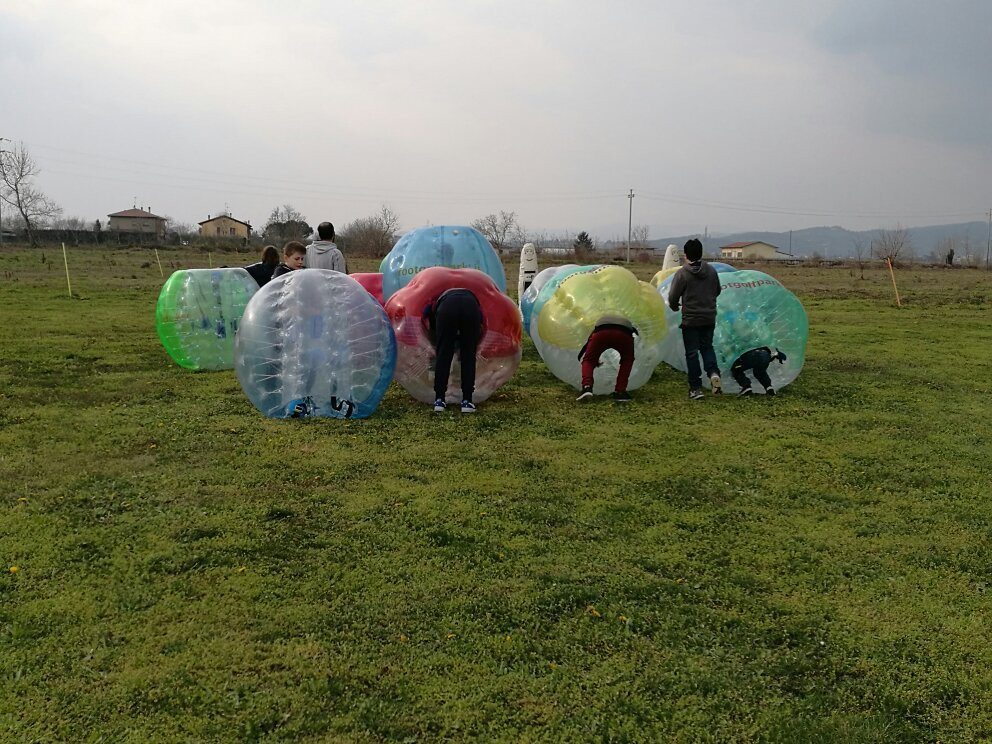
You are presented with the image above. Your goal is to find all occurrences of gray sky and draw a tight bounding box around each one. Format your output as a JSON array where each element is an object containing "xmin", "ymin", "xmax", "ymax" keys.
[{"xmin": 2, "ymin": 0, "xmax": 990, "ymax": 239}]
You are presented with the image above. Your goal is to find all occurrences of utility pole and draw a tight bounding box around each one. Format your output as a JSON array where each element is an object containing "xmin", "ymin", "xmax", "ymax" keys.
[
  {"xmin": 626, "ymin": 188, "xmax": 635, "ymax": 263},
  {"xmin": 986, "ymin": 208, "xmax": 991, "ymax": 270}
]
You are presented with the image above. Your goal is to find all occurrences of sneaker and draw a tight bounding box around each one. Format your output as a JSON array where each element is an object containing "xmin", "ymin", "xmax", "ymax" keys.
[
  {"xmin": 765, "ymin": 387, "xmax": 776, "ymax": 396},
  {"xmin": 433, "ymin": 399, "xmax": 446, "ymax": 412},
  {"xmin": 739, "ymin": 387, "xmax": 753, "ymax": 397},
  {"xmin": 576, "ymin": 386, "xmax": 594, "ymax": 402},
  {"xmin": 689, "ymin": 389, "xmax": 704, "ymax": 400},
  {"xmin": 612, "ymin": 391, "xmax": 632, "ymax": 403},
  {"xmin": 460, "ymin": 400, "xmax": 476, "ymax": 413},
  {"xmin": 710, "ymin": 374, "xmax": 723, "ymax": 395}
]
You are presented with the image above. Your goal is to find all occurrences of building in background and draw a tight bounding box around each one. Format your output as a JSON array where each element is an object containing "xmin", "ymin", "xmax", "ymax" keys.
[
  {"xmin": 107, "ymin": 207, "xmax": 166, "ymax": 238},
  {"xmin": 719, "ymin": 241, "xmax": 792, "ymax": 260},
  {"xmin": 198, "ymin": 214, "xmax": 252, "ymax": 241}
]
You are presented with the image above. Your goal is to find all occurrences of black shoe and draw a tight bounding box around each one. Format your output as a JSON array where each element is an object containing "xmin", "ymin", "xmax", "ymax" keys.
[
  {"xmin": 612, "ymin": 391, "xmax": 632, "ymax": 403},
  {"xmin": 576, "ymin": 386, "xmax": 594, "ymax": 402},
  {"xmin": 689, "ymin": 389, "xmax": 704, "ymax": 400},
  {"xmin": 765, "ymin": 387, "xmax": 776, "ymax": 396},
  {"xmin": 739, "ymin": 387, "xmax": 753, "ymax": 397}
]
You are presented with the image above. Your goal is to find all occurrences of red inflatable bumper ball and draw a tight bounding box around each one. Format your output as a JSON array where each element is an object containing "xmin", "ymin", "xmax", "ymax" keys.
[{"xmin": 385, "ymin": 267, "xmax": 522, "ymax": 405}]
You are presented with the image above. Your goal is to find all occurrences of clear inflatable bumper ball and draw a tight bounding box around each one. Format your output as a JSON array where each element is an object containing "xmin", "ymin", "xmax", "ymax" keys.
[
  {"xmin": 380, "ymin": 225, "xmax": 507, "ymax": 301},
  {"xmin": 235, "ymin": 270, "xmax": 396, "ymax": 419},
  {"xmin": 659, "ymin": 268, "xmax": 808, "ymax": 394},
  {"xmin": 384, "ymin": 267, "xmax": 522, "ymax": 405},
  {"xmin": 532, "ymin": 265, "xmax": 668, "ymax": 394},
  {"xmin": 156, "ymin": 267, "xmax": 259, "ymax": 370}
]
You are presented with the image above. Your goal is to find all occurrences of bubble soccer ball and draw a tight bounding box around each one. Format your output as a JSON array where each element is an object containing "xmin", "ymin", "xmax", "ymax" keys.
[
  {"xmin": 521, "ymin": 264, "xmax": 584, "ymax": 338},
  {"xmin": 659, "ymin": 268, "xmax": 808, "ymax": 394},
  {"xmin": 156, "ymin": 268, "xmax": 259, "ymax": 370},
  {"xmin": 380, "ymin": 225, "xmax": 506, "ymax": 301},
  {"xmin": 235, "ymin": 270, "xmax": 396, "ymax": 419},
  {"xmin": 531, "ymin": 265, "xmax": 669, "ymax": 394},
  {"xmin": 351, "ymin": 272, "xmax": 385, "ymax": 306},
  {"xmin": 649, "ymin": 267, "xmax": 680, "ymax": 288},
  {"xmin": 384, "ymin": 267, "xmax": 522, "ymax": 405},
  {"xmin": 651, "ymin": 262, "xmax": 737, "ymax": 288},
  {"xmin": 522, "ymin": 265, "xmax": 605, "ymax": 339}
]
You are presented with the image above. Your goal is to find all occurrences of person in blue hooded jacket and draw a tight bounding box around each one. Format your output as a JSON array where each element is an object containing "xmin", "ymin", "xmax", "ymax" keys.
[{"xmin": 668, "ymin": 238, "xmax": 722, "ymax": 400}]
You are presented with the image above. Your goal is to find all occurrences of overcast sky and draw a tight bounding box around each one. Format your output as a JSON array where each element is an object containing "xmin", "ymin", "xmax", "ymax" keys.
[{"xmin": 2, "ymin": 0, "xmax": 990, "ymax": 239}]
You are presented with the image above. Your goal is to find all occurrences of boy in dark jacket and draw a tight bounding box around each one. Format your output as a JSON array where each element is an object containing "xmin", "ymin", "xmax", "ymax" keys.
[
  {"xmin": 271, "ymin": 241, "xmax": 306, "ymax": 279},
  {"xmin": 731, "ymin": 347, "xmax": 787, "ymax": 396},
  {"xmin": 668, "ymin": 238, "xmax": 722, "ymax": 399}
]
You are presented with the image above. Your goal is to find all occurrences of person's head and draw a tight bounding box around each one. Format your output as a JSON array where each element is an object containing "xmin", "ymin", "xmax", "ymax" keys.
[
  {"xmin": 317, "ymin": 222, "xmax": 335, "ymax": 241},
  {"xmin": 683, "ymin": 238, "xmax": 703, "ymax": 262},
  {"xmin": 261, "ymin": 245, "xmax": 279, "ymax": 265},
  {"xmin": 282, "ymin": 241, "xmax": 306, "ymax": 270}
]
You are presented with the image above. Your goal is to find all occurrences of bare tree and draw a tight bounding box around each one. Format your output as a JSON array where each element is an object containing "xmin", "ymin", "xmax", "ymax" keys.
[
  {"xmin": 163, "ymin": 215, "xmax": 197, "ymax": 246},
  {"xmin": 852, "ymin": 237, "xmax": 870, "ymax": 279},
  {"xmin": 631, "ymin": 224, "xmax": 650, "ymax": 251},
  {"xmin": 50, "ymin": 216, "xmax": 89, "ymax": 230},
  {"xmin": 264, "ymin": 204, "xmax": 312, "ymax": 243},
  {"xmin": 340, "ymin": 205, "xmax": 401, "ymax": 258},
  {"xmin": 0, "ymin": 141, "xmax": 61, "ymax": 246},
  {"xmin": 936, "ymin": 236, "xmax": 959, "ymax": 267},
  {"xmin": 960, "ymin": 234, "xmax": 979, "ymax": 267},
  {"xmin": 872, "ymin": 225, "xmax": 911, "ymax": 265},
  {"xmin": 471, "ymin": 210, "xmax": 522, "ymax": 252}
]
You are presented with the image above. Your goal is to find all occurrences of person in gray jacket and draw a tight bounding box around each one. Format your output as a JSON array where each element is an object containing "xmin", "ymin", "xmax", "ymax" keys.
[
  {"xmin": 668, "ymin": 238, "xmax": 722, "ymax": 399},
  {"xmin": 305, "ymin": 222, "xmax": 346, "ymax": 273}
]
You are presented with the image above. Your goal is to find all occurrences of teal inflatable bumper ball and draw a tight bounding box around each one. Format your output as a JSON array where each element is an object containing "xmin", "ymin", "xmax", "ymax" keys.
[
  {"xmin": 660, "ymin": 269, "xmax": 808, "ymax": 394},
  {"xmin": 380, "ymin": 225, "xmax": 506, "ymax": 301}
]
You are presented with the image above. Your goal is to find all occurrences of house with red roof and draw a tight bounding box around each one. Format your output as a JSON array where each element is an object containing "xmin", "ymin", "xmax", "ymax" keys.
[{"xmin": 107, "ymin": 207, "xmax": 167, "ymax": 238}]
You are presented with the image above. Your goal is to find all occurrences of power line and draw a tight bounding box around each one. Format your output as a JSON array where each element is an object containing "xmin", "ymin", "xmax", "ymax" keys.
[
  {"xmin": 28, "ymin": 139, "xmax": 622, "ymax": 203},
  {"xmin": 22, "ymin": 138, "xmax": 989, "ymax": 224},
  {"xmin": 638, "ymin": 190, "xmax": 984, "ymax": 221}
]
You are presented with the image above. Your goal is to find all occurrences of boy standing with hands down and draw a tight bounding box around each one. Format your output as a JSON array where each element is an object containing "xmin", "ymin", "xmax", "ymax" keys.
[{"xmin": 668, "ymin": 238, "xmax": 722, "ymax": 400}]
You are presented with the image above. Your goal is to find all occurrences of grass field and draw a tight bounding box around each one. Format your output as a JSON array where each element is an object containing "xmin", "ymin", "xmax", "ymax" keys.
[{"xmin": 2, "ymin": 245, "xmax": 991, "ymax": 742}]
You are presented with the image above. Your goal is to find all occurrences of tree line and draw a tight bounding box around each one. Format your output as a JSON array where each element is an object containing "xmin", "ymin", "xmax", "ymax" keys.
[{"xmin": 2, "ymin": 141, "xmax": 623, "ymax": 254}]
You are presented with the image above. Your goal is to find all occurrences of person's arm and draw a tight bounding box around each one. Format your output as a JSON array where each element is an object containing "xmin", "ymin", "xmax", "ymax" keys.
[
  {"xmin": 422, "ymin": 300, "xmax": 436, "ymax": 340},
  {"xmin": 336, "ymin": 250, "xmax": 347, "ymax": 274},
  {"xmin": 668, "ymin": 272, "xmax": 685, "ymax": 312}
]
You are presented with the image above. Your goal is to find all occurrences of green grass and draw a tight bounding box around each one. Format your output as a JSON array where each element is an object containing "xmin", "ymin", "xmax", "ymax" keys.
[{"xmin": 1, "ymin": 245, "xmax": 991, "ymax": 742}]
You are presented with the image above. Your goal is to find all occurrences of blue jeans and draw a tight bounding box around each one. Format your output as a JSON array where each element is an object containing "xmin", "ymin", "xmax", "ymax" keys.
[{"xmin": 681, "ymin": 325, "xmax": 719, "ymax": 390}]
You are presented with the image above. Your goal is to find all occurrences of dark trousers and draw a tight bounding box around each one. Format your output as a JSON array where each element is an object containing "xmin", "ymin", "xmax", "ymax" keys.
[
  {"xmin": 731, "ymin": 348, "xmax": 772, "ymax": 391},
  {"xmin": 681, "ymin": 324, "xmax": 719, "ymax": 390},
  {"xmin": 581, "ymin": 328, "xmax": 634, "ymax": 392},
  {"xmin": 433, "ymin": 292, "xmax": 483, "ymax": 402}
]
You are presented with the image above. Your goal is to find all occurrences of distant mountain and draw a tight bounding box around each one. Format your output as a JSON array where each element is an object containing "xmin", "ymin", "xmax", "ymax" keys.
[{"xmin": 642, "ymin": 221, "xmax": 990, "ymax": 260}]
